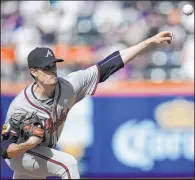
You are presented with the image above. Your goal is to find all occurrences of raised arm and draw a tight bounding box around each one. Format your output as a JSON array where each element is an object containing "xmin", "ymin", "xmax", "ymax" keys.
[
  {"xmin": 61, "ymin": 31, "xmax": 174, "ymax": 100},
  {"xmin": 119, "ymin": 31, "xmax": 173, "ymax": 65},
  {"xmin": 97, "ymin": 31, "xmax": 174, "ymax": 82}
]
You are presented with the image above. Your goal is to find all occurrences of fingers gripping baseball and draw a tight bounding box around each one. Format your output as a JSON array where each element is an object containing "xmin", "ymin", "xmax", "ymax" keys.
[{"xmin": 152, "ymin": 31, "xmax": 174, "ymax": 44}]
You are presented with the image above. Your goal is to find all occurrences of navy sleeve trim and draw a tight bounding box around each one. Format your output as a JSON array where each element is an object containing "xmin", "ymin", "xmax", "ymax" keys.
[
  {"xmin": 97, "ymin": 51, "xmax": 124, "ymax": 83},
  {"xmin": 1, "ymin": 134, "xmax": 18, "ymax": 159},
  {"xmin": 1, "ymin": 140, "xmax": 12, "ymax": 159}
]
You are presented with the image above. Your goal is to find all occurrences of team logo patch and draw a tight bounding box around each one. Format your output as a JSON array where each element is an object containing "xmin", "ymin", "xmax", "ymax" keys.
[{"xmin": 2, "ymin": 125, "xmax": 7, "ymax": 134}]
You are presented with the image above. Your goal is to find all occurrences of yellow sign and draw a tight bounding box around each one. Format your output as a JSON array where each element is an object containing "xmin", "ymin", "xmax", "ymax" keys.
[{"xmin": 155, "ymin": 98, "xmax": 194, "ymax": 129}]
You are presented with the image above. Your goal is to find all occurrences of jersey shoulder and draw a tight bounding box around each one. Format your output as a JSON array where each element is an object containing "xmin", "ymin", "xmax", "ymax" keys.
[
  {"xmin": 5, "ymin": 87, "xmax": 30, "ymax": 122},
  {"xmin": 8, "ymin": 87, "xmax": 30, "ymax": 113},
  {"xmin": 57, "ymin": 75, "xmax": 77, "ymax": 94},
  {"xmin": 10, "ymin": 88, "xmax": 26, "ymax": 106}
]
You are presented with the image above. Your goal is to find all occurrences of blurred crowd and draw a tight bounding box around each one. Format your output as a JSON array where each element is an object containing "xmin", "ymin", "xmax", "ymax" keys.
[{"xmin": 1, "ymin": 0, "xmax": 194, "ymax": 83}]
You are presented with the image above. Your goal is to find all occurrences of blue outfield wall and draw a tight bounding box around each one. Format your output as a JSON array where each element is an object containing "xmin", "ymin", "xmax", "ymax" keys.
[
  {"xmin": 1, "ymin": 94, "xmax": 194, "ymax": 178},
  {"xmin": 89, "ymin": 96, "xmax": 194, "ymax": 178}
]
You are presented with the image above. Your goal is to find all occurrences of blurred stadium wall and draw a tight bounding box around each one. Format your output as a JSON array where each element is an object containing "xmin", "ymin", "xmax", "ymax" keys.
[{"xmin": 1, "ymin": 0, "xmax": 194, "ymax": 179}]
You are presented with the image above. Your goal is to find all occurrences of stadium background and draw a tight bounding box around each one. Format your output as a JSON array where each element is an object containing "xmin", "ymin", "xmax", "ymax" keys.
[{"xmin": 1, "ymin": 0, "xmax": 194, "ymax": 179}]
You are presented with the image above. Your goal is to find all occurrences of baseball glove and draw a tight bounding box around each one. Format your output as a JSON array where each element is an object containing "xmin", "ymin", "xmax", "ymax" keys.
[{"xmin": 19, "ymin": 112, "xmax": 45, "ymax": 141}]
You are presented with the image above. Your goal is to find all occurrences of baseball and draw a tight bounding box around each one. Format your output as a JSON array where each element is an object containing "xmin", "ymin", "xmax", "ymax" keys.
[{"xmin": 182, "ymin": 4, "xmax": 194, "ymax": 16}]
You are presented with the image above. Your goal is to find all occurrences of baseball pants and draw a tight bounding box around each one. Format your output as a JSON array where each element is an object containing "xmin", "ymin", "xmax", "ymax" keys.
[{"xmin": 5, "ymin": 145, "xmax": 80, "ymax": 179}]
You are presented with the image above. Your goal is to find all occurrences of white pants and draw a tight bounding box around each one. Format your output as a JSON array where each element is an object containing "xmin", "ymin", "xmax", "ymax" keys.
[{"xmin": 5, "ymin": 146, "xmax": 80, "ymax": 179}]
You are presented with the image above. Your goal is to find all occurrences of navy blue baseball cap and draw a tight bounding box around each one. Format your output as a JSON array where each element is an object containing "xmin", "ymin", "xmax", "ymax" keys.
[{"xmin": 27, "ymin": 47, "xmax": 64, "ymax": 69}]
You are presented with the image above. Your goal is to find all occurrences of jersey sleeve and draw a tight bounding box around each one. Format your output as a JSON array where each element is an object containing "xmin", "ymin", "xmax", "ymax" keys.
[
  {"xmin": 1, "ymin": 105, "xmax": 24, "ymax": 159},
  {"xmin": 1, "ymin": 105, "xmax": 25, "ymax": 137},
  {"xmin": 66, "ymin": 65, "xmax": 100, "ymax": 102}
]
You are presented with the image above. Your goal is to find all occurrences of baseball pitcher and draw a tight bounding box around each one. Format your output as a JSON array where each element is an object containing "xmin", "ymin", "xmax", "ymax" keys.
[{"xmin": 1, "ymin": 31, "xmax": 174, "ymax": 179}]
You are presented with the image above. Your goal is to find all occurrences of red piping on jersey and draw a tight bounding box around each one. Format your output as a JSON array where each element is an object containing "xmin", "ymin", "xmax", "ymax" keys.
[
  {"xmin": 24, "ymin": 86, "xmax": 52, "ymax": 119},
  {"xmin": 55, "ymin": 82, "xmax": 61, "ymax": 141},
  {"xmin": 28, "ymin": 150, "xmax": 71, "ymax": 179},
  {"xmin": 24, "ymin": 86, "xmax": 53, "ymax": 146},
  {"xmin": 55, "ymin": 103, "xmax": 59, "ymax": 141},
  {"xmin": 44, "ymin": 119, "xmax": 47, "ymax": 129},
  {"xmin": 3, "ymin": 132, "xmax": 17, "ymax": 136},
  {"xmin": 91, "ymin": 65, "xmax": 100, "ymax": 95}
]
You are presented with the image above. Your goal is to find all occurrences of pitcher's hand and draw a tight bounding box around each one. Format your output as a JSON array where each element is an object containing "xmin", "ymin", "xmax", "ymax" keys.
[{"xmin": 150, "ymin": 31, "xmax": 174, "ymax": 44}]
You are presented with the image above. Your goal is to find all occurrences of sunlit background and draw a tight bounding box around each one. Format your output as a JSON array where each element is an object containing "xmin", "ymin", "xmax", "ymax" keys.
[{"xmin": 1, "ymin": 0, "xmax": 194, "ymax": 179}]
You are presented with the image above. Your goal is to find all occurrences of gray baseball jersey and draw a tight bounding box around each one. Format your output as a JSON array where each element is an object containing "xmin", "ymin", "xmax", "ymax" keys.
[
  {"xmin": 2, "ymin": 49, "xmax": 124, "ymax": 179},
  {"xmin": 4, "ymin": 65, "xmax": 99, "ymax": 148},
  {"xmin": 3, "ymin": 65, "xmax": 99, "ymax": 179}
]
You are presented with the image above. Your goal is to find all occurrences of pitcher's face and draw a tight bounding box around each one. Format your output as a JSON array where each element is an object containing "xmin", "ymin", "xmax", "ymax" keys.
[{"xmin": 30, "ymin": 63, "xmax": 57, "ymax": 86}]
